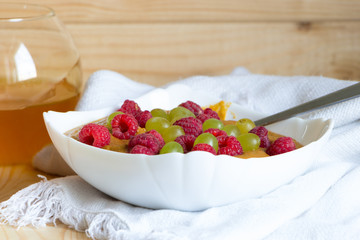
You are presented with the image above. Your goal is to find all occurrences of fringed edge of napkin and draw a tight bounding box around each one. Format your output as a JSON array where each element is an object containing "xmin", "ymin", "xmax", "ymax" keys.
[
  {"xmin": 0, "ymin": 176, "xmax": 60, "ymax": 228},
  {"xmin": 0, "ymin": 176, "xmax": 131, "ymax": 240}
]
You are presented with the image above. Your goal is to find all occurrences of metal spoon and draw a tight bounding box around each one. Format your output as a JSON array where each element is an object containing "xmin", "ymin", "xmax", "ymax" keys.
[{"xmin": 254, "ymin": 81, "xmax": 360, "ymax": 126}]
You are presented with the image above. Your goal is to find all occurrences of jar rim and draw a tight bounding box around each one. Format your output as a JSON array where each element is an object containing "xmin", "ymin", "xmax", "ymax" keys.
[{"xmin": 0, "ymin": 2, "xmax": 55, "ymax": 22}]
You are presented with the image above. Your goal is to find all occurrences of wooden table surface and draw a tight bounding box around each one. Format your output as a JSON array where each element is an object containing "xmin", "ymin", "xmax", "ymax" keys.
[
  {"xmin": 40, "ymin": 0, "xmax": 360, "ymax": 85},
  {"xmin": 0, "ymin": 165, "xmax": 89, "ymax": 239}
]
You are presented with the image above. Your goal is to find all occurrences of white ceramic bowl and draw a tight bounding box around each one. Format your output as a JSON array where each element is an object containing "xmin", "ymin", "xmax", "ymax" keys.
[{"xmin": 44, "ymin": 84, "xmax": 334, "ymax": 211}]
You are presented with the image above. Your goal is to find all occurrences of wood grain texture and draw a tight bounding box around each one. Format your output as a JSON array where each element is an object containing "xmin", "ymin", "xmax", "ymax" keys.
[
  {"xmin": 23, "ymin": 0, "xmax": 359, "ymax": 85},
  {"xmin": 0, "ymin": 165, "xmax": 48, "ymax": 202},
  {"xmin": 68, "ymin": 21, "xmax": 360, "ymax": 86},
  {"xmin": 34, "ymin": 0, "xmax": 360, "ymax": 22},
  {"xmin": 0, "ymin": 223, "xmax": 89, "ymax": 240},
  {"xmin": 0, "ymin": 165, "xmax": 89, "ymax": 239}
]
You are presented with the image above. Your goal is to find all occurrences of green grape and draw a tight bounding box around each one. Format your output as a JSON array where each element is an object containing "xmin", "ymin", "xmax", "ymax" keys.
[
  {"xmin": 223, "ymin": 125, "xmax": 241, "ymax": 138},
  {"xmin": 169, "ymin": 106, "xmax": 196, "ymax": 123},
  {"xmin": 194, "ymin": 133, "xmax": 219, "ymax": 152},
  {"xmin": 145, "ymin": 117, "xmax": 170, "ymax": 132},
  {"xmin": 237, "ymin": 133, "xmax": 260, "ymax": 151},
  {"xmin": 161, "ymin": 125, "xmax": 185, "ymax": 143},
  {"xmin": 236, "ymin": 118, "xmax": 256, "ymax": 134},
  {"xmin": 160, "ymin": 141, "xmax": 184, "ymax": 154},
  {"xmin": 106, "ymin": 111, "xmax": 124, "ymax": 128},
  {"xmin": 202, "ymin": 119, "xmax": 224, "ymax": 131},
  {"xmin": 151, "ymin": 108, "xmax": 169, "ymax": 120}
]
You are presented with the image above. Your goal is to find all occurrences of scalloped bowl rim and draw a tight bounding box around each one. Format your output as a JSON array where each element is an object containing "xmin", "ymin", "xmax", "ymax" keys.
[{"xmin": 43, "ymin": 84, "xmax": 334, "ymax": 211}]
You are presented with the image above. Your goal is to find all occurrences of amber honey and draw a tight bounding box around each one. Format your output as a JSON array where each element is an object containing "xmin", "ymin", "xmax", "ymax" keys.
[{"xmin": 0, "ymin": 64, "xmax": 82, "ymax": 165}]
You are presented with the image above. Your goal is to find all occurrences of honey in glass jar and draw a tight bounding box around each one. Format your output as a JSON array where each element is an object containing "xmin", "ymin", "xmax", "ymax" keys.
[{"xmin": 0, "ymin": 3, "xmax": 82, "ymax": 165}]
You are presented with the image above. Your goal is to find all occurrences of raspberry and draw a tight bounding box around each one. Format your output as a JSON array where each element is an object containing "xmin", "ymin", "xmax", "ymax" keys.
[
  {"xmin": 78, "ymin": 123, "xmax": 111, "ymax": 148},
  {"xmin": 197, "ymin": 108, "xmax": 220, "ymax": 123},
  {"xmin": 197, "ymin": 114, "xmax": 211, "ymax": 123},
  {"xmin": 128, "ymin": 132, "xmax": 161, "ymax": 154},
  {"xmin": 179, "ymin": 100, "xmax": 204, "ymax": 117},
  {"xmin": 136, "ymin": 110, "xmax": 152, "ymax": 128},
  {"xmin": 174, "ymin": 135, "xmax": 196, "ymax": 153},
  {"xmin": 249, "ymin": 126, "xmax": 271, "ymax": 148},
  {"xmin": 130, "ymin": 145, "xmax": 156, "ymax": 155},
  {"xmin": 266, "ymin": 137, "xmax": 296, "ymax": 156},
  {"xmin": 111, "ymin": 113, "xmax": 139, "ymax": 140},
  {"xmin": 216, "ymin": 135, "xmax": 228, "ymax": 146},
  {"xmin": 173, "ymin": 117, "xmax": 202, "ymax": 137},
  {"xmin": 204, "ymin": 108, "xmax": 220, "ymax": 119},
  {"xmin": 117, "ymin": 100, "xmax": 142, "ymax": 117},
  {"xmin": 192, "ymin": 143, "xmax": 217, "ymax": 155},
  {"xmin": 205, "ymin": 128, "xmax": 228, "ymax": 150},
  {"xmin": 218, "ymin": 136, "xmax": 243, "ymax": 156},
  {"xmin": 204, "ymin": 128, "xmax": 227, "ymax": 138},
  {"xmin": 147, "ymin": 130, "xmax": 165, "ymax": 149}
]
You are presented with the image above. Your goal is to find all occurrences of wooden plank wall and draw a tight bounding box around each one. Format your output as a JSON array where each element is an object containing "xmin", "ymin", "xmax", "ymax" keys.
[{"xmin": 32, "ymin": 0, "xmax": 360, "ymax": 86}]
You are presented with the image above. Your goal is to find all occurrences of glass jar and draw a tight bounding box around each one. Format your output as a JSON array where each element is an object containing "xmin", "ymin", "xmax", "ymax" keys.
[{"xmin": 0, "ymin": 3, "xmax": 82, "ymax": 165}]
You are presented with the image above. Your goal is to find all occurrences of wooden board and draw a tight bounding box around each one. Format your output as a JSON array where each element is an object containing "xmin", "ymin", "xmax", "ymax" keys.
[
  {"xmin": 35, "ymin": 0, "xmax": 360, "ymax": 22},
  {"xmin": 20, "ymin": 0, "xmax": 359, "ymax": 86},
  {"xmin": 68, "ymin": 21, "xmax": 360, "ymax": 86},
  {"xmin": 0, "ymin": 223, "xmax": 89, "ymax": 240}
]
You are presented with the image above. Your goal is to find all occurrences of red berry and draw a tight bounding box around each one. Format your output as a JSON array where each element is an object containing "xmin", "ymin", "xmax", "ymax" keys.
[
  {"xmin": 204, "ymin": 108, "xmax": 220, "ymax": 119},
  {"xmin": 111, "ymin": 113, "xmax": 139, "ymax": 140},
  {"xmin": 130, "ymin": 145, "xmax": 155, "ymax": 155},
  {"xmin": 218, "ymin": 136, "xmax": 243, "ymax": 156},
  {"xmin": 117, "ymin": 100, "xmax": 142, "ymax": 117},
  {"xmin": 197, "ymin": 114, "xmax": 211, "ymax": 123},
  {"xmin": 204, "ymin": 129, "xmax": 228, "ymax": 148},
  {"xmin": 147, "ymin": 130, "xmax": 165, "ymax": 149},
  {"xmin": 78, "ymin": 123, "xmax": 111, "ymax": 148},
  {"xmin": 249, "ymin": 126, "xmax": 271, "ymax": 148},
  {"xmin": 197, "ymin": 108, "xmax": 220, "ymax": 123},
  {"xmin": 204, "ymin": 128, "xmax": 227, "ymax": 137},
  {"xmin": 174, "ymin": 135, "xmax": 196, "ymax": 153},
  {"xmin": 179, "ymin": 100, "xmax": 204, "ymax": 117},
  {"xmin": 192, "ymin": 143, "xmax": 217, "ymax": 155},
  {"xmin": 266, "ymin": 137, "xmax": 296, "ymax": 156},
  {"xmin": 173, "ymin": 117, "xmax": 202, "ymax": 137},
  {"xmin": 216, "ymin": 135, "xmax": 228, "ymax": 146},
  {"xmin": 136, "ymin": 110, "xmax": 152, "ymax": 128},
  {"xmin": 128, "ymin": 132, "xmax": 161, "ymax": 154},
  {"xmin": 249, "ymin": 126, "xmax": 268, "ymax": 136}
]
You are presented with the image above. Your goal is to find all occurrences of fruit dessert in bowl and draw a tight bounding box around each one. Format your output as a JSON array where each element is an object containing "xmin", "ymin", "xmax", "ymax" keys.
[{"xmin": 44, "ymin": 84, "xmax": 333, "ymax": 211}]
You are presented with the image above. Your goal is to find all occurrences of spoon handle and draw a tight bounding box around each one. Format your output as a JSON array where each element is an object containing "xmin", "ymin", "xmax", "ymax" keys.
[{"xmin": 254, "ymin": 82, "xmax": 360, "ymax": 126}]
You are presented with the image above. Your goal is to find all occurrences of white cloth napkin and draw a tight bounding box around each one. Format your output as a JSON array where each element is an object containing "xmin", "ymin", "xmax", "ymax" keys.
[{"xmin": 1, "ymin": 68, "xmax": 360, "ymax": 240}]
